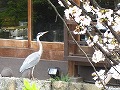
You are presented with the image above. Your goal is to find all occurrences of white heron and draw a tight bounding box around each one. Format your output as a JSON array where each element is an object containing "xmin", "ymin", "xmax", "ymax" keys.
[{"xmin": 19, "ymin": 31, "xmax": 48, "ymax": 79}]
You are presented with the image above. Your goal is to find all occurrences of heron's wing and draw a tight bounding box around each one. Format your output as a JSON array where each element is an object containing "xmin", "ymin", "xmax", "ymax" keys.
[
  {"xmin": 20, "ymin": 52, "xmax": 40, "ymax": 73},
  {"xmin": 24, "ymin": 52, "xmax": 40, "ymax": 64}
]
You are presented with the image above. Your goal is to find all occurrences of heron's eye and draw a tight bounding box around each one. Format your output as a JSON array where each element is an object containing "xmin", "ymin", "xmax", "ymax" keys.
[{"xmin": 37, "ymin": 33, "xmax": 41, "ymax": 36}]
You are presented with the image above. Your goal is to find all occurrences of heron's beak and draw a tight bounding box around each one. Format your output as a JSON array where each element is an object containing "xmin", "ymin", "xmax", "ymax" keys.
[{"xmin": 43, "ymin": 31, "xmax": 48, "ymax": 35}]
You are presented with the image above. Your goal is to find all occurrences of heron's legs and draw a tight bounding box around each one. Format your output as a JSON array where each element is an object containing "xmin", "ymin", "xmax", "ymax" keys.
[{"xmin": 31, "ymin": 66, "xmax": 35, "ymax": 79}]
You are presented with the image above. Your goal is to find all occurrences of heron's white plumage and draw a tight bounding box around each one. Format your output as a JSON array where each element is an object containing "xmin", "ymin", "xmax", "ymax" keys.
[
  {"xmin": 19, "ymin": 31, "xmax": 48, "ymax": 73},
  {"xmin": 20, "ymin": 52, "xmax": 41, "ymax": 73}
]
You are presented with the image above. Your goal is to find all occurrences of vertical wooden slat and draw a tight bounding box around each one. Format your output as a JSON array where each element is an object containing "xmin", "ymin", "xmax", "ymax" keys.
[
  {"xmin": 66, "ymin": 0, "xmax": 80, "ymax": 76},
  {"xmin": 28, "ymin": 0, "xmax": 32, "ymax": 48},
  {"xmin": 64, "ymin": 19, "xmax": 69, "ymax": 59},
  {"xmin": 68, "ymin": 61, "xmax": 75, "ymax": 76}
]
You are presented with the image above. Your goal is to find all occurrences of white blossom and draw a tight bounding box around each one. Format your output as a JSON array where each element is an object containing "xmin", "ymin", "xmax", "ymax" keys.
[
  {"xmin": 93, "ymin": 35, "xmax": 99, "ymax": 43},
  {"xmin": 107, "ymin": 39, "xmax": 112, "ymax": 43},
  {"xmin": 62, "ymin": 0, "xmax": 120, "ymax": 86},
  {"xmin": 92, "ymin": 70, "xmax": 107, "ymax": 88},
  {"xmin": 92, "ymin": 70, "xmax": 106, "ymax": 80},
  {"xmin": 58, "ymin": 0, "xmax": 64, "ymax": 7},
  {"xmin": 95, "ymin": 81, "xmax": 104, "ymax": 88},
  {"xmin": 107, "ymin": 32, "xmax": 114, "ymax": 38},
  {"xmin": 109, "ymin": 63, "xmax": 120, "ymax": 79},
  {"xmin": 80, "ymin": 0, "xmax": 83, "ymax": 2},
  {"xmin": 58, "ymin": 0, "xmax": 71, "ymax": 7},
  {"xmin": 97, "ymin": 11, "xmax": 106, "ymax": 19},
  {"xmin": 64, "ymin": 6, "xmax": 82, "ymax": 21},
  {"xmin": 103, "ymin": 38, "xmax": 107, "ymax": 43},
  {"xmin": 64, "ymin": 9, "xmax": 71, "ymax": 20},
  {"xmin": 96, "ymin": 9, "xmax": 114, "ymax": 25},
  {"xmin": 107, "ymin": 44, "xmax": 115, "ymax": 50},
  {"xmin": 96, "ymin": 21, "xmax": 107, "ymax": 30},
  {"xmin": 81, "ymin": 16, "xmax": 91, "ymax": 26},
  {"xmin": 105, "ymin": 9, "xmax": 113, "ymax": 25},
  {"xmin": 86, "ymin": 39, "xmax": 94, "ymax": 47},
  {"xmin": 112, "ymin": 24, "xmax": 120, "ymax": 32},
  {"xmin": 74, "ymin": 16, "xmax": 81, "ymax": 23},
  {"xmin": 116, "ymin": 10, "xmax": 120, "ymax": 14},
  {"xmin": 83, "ymin": 2, "xmax": 92, "ymax": 12},
  {"xmin": 92, "ymin": 50, "xmax": 105, "ymax": 63},
  {"xmin": 104, "ymin": 30, "xmax": 114, "ymax": 38},
  {"xmin": 67, "ymin": 1, "xmax": 71, "ymax": 5},
  {"xmin": 114, "ymin": 15, "xmax": 120, "ymax": 25}
]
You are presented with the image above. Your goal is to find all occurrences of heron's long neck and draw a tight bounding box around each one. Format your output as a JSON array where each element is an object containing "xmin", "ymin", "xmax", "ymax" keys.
[{"xmin": 37, "ymin": 37, "xmax": 43, "ymax": 54}]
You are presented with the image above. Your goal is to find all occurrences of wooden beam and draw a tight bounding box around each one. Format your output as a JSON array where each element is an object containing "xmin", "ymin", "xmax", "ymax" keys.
[
  {"xmin": 73, "ymin": 0, "xmax": 80, "ymax": 6},
  {"xmin": 28, "ymin": 0, "xmax": 32, "ymax": 48},
  {"xmin": 68, "ymin": 61, "xmax": 75, "ymax": 76}
]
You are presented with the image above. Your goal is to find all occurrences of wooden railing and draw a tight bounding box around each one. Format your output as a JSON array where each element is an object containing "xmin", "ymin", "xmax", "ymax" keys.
[{"xmin": 64, "ymin": 19, "xmax": 110, "ymax": 76}]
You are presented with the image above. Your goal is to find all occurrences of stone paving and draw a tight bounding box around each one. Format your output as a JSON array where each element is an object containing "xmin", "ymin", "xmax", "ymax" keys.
[{"xmin": 0, "ymin": 56, "xmax": 68, "ymax": 80}]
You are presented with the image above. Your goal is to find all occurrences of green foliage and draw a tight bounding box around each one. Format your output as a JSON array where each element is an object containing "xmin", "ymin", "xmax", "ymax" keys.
[
  {"xmin": 0, "ymin": 0, "xmax": 28, "ymax": 26},
  {"xmin": 60, "ymin": 74, "xmax": 71, "ymax": 82},
  {"xmin": 51, "ymin": 74, "xmax": 71, "ymax": 82},
  {"xmin": 0, "ymin": 0, "xmax": 64, "ymax": 27},
  {"xmin": 22, "ymin": 79, "xmax": 40, "ymax": 90}
]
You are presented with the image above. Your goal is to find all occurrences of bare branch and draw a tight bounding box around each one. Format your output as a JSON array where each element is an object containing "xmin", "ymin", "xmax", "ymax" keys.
[{"xmin": 89, "ymin": 0, "xmax": 101, "ymax": 9}]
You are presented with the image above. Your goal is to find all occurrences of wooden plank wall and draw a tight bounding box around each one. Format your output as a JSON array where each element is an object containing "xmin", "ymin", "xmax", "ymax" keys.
[{"xmin": 0, "ymin": 39, "xmax": 64, "ymax": 60}]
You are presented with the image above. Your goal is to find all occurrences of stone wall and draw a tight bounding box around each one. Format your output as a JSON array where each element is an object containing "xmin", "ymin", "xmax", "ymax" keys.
[
  {"xmin": 0, "ymin": 77, "xmax": 51, "ymax": 90},
  {"xmin": 0, "ymin": 77, "xmax": 99, "ymax": 90},
  {"xmin": 0, "ymin": 77, "xmax": 119, "ymax": 90}
]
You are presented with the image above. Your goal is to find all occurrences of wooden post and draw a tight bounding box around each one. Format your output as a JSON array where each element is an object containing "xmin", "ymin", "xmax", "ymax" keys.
[
  {"xmin": 67, "ymin": 0, "xmax": 80, "ymax": 76},
  {"xmin": 68, "ymin": 61, "xmax": 75, "ymax": 76},
  {"xmin": 28, "ymin": 0, "xmax": 32, "ymax": 48}
]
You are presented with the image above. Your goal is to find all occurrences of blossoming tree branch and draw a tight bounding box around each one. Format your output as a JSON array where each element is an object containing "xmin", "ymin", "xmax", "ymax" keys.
[{"xmin": 48, "ymin": 0, "xmax": 120, "ymax": 89}]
